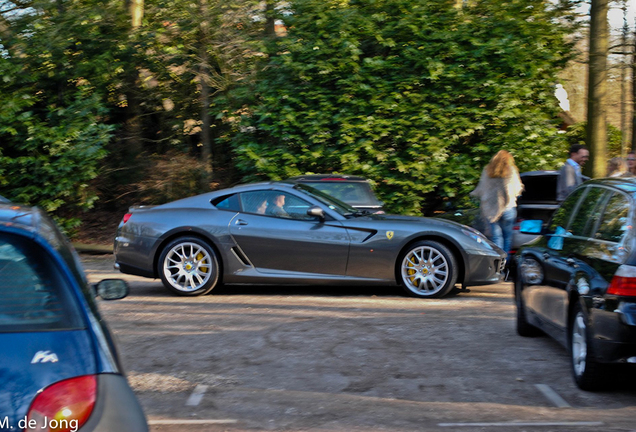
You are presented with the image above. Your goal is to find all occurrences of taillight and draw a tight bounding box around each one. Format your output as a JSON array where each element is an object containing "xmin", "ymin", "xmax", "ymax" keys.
[
  {"xmin": 122, "ymin": 213, "xmax": 132, "ymax": 224},
  {"xmin": 26, "ymin": 375, "xmax": 97, "ymax": 432},
  {"xmin": 607, "ymin": 265, "xmax": 636, "ymax": 297},
  {"xmin": 513, "ymin": 218, "xmax": 524, "ymax": 231}
]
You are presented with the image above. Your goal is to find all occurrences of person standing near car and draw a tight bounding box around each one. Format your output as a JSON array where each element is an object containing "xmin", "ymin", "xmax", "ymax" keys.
[
  {"xmin": 607, "ymin": 157, "xmax": 628, "ymax": 177},
  {"xmin": 627, "ymin": 151, "xmax": 636, "ymax": 176},
  {"xmin": 470, "ymin": 150, "xmax": 524, "ymax": 256},
  {"xmin": 556, "ymin": 144, "xmax": 589, "ymax": 202}
]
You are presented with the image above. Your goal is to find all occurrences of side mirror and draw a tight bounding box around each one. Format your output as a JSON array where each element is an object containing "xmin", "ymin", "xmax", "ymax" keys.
[
  {"xmin": 307, "ymin": 206, "xmax": 325, "ymax": 220},
  {"xmin": 519, "ymin": 219, "xmax": 543, "ymax": 235},
  {"xmin": 95, "ymin": 279, "xmax": 129, "ymax": 300}
]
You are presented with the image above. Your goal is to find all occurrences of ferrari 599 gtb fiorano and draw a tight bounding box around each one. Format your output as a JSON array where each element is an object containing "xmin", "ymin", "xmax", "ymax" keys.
[{"xmin": 114, "ymin": 182, "xmax": 506, "ymax": 298}]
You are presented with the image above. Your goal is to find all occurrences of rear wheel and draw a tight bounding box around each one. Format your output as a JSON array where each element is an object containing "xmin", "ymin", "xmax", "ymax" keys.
[
  {"xmin": 399, "ymin": 240, "xmax": 458, "ymax": 298},
  {"xmin": 570, "ymin": 303, "xmax": 609, "ymax": 391},
  {"xmin": 158, "ymin": 237, "xmax": 219, "ymax": 296}
]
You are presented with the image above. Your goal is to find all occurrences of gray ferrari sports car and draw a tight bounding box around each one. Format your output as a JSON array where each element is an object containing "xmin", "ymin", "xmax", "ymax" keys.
[{"xmin": 114, "ymin": 182, "xmax": 506, "ymax": 298}]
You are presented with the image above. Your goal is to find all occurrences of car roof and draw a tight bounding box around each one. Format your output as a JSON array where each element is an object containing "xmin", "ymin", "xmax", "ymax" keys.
[
  {"xmin": 288, "ymin": 174, "xmax": 369, "ymax": 182},
  {"xmin": 0, "ymin": 204, "xmax": 71, "ymax": 252},
  {"xmin": 0, "ymin": 203, "xmax": 41, "ymax": 234},
  {"xmin": 159, "ymin": 181, "xmax": 300, "ymax": 209}
]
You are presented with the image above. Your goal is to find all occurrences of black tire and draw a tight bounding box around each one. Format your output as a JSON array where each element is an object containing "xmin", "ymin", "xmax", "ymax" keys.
[
  {"xmin": 570, "ymin": 302, "xmax": 609, "ymax": 391},
  {"xmin": 514, "ymin": 276, "xmax": 541, "ymax": 337},
  {"xmin": 398, "ymin": 240, "xmax": 458, "ymax": 298},
  {"xmin": 158, "ymin": 236, "xmax": 220, "ymax": 296}
]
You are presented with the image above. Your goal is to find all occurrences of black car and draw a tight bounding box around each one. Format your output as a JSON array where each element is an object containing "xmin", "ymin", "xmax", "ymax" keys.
[
  {"xmin": 511, "ymin": 177, "xmax": 636, "ymax": 390},
  {"xmin": 0, "ymin": 203, "xmax": 148, "ymax": 431},
  {"xmin": 288, "ymin": 174, "xmax": 384, "ymax": 213}
]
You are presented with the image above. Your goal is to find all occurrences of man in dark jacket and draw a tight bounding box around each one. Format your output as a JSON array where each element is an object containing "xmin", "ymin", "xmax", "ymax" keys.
[{"xmin": 556, "ymin": 144, "xmax": 589, "ymax": 202}]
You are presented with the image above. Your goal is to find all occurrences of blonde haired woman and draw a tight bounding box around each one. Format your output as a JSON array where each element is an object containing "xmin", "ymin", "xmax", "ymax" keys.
[
  {"xmin": 607, "ymin": 157, "xmax": 628, "ymax": 177},
  {"xmin": 470, "ymin": 150, "xmax": 524, "ymax": 256}
]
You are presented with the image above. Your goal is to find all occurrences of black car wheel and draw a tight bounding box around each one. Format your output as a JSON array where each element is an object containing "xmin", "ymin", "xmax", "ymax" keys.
[
  {"xmin": 158, "ymin": 237, "xmax": 219, "ymax": 296},
  {"xmin": 570, "ymin": 302, "xmax": 608, "ymax": 391},
  {"xmin": 514, "ymin": 276, "xmax": 541, "ymax": 337},
  {"xmin": 399, "ymin": 240, "xmax": 458, "ymax": 298},
  {"xmin": 519, "ymin": 256, "xmax": 543, "ymax": 285}
]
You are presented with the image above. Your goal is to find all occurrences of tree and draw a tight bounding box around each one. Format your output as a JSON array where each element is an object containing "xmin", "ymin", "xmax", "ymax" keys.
[
  {"xmin": 586, "ymin": 0, "xmax": 609, "ymax": 178},
  {"xmin": 228, "ymin": 0, "xmax": 579, "ymax": 214},
  {"xmin": 0, "ymin": 0, "xmax": 125, "ymax": 228}
]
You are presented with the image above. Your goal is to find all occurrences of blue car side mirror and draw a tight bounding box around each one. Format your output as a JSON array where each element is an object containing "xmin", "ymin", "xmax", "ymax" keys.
[{"xmin": 519, "ymin": 219, "xmax": 543, "ymax": 234}]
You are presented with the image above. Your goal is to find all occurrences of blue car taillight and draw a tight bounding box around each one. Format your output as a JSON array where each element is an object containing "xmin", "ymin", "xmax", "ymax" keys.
[{"xmin": 26, "ymin": 375, "xmax": 97, "ymax": 432}]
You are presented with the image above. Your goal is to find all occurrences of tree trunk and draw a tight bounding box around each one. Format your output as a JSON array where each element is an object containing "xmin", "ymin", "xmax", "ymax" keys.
[
  {"xmin": 620, "ymin": 2, "xmax": 629, "ymax": 156},
  {"xmin": 265, "ymin": 0, "xmax": 276, "ymax": 38},
  {"xmin": 586, "ymin": 0, "xmax": 609, "ymax": 178},
  {"xmin": 129, "ymin": 0, "xmax": 144, "ymax": 29},
  {"xmin": 199, "ymin": 0, "xmax": 213, "ymax": 184},
  {"xmin": 632, "ymin": 21, "xmax": 636, "ymax": 151},
  {"xmin": 122, "ymin": 0, "xmax": 144, "ymax": 161}
]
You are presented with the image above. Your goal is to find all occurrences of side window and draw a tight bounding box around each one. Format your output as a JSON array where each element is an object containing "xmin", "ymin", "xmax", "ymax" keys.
[
  {"xmin": 239, "ymin": 191, "xmax": 270, "ymax": 215},
  {"xmin": 569, "ymin": 187, "xmax": 608, "ymax": 237},
  {"xmin": 0, "ymin": 233, "xmax": 84, "ymax": 332},
  {"xmin": 280, "ymin": 193, "xmax": 314, "ymax": 220},
  {"xmin": 239, "ymin": 191, "xmax": 314, "ymax": 220},
  {"xmin": 238, "ymin": 191, "xmax": 315, "ymax": 220},
  {"xmin": 595, "ymin": 193, "xmax": 631, "ymax": 243},
  {"xmin": 212, "ymin": 194, "xmax": 240, "ymax": 212},
  {"xmin": 549, "ymin": 187, "xmax": 585, "ymax": 232}
]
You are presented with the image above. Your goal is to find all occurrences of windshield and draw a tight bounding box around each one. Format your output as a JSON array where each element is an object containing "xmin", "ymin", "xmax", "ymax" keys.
[{"xmin": 293, "ymin": 184, "xmax": 361, "ymax": 217}]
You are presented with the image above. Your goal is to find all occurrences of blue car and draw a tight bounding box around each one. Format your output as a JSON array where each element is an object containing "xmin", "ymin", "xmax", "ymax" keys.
[{"xmin": 0, "ymin": 204, "xmax": 147, "ymax": 431}]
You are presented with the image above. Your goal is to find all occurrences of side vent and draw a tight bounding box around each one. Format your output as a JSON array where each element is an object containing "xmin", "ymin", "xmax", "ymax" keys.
[{"xmin": 231, "ymin": 247, "xmax": 252, "ymax": 267}]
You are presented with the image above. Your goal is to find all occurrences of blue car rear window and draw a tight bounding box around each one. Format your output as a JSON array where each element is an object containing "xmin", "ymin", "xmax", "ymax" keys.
[{"xmin": 0, "ymin": 232, "xmax": 84, "ymax": 332}]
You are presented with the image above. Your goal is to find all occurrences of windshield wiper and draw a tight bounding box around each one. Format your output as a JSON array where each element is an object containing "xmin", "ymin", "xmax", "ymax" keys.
[{"xmin": 346, "ymin": 210, "xmax": 370, "ymax": 218}]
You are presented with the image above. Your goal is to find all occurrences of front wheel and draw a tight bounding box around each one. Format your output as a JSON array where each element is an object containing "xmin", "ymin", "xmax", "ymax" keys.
[
  {"xmin": 570, "ymin": 303, "xmax": 609, "ymax": 390},
  {"xmin": 514, "ymin": 277, "xmax": 541, "ymax": 337},
  {"xmin": 158, "ymin": 237, "xmax": 220, "ymax": 296},
  {"xmin": 399, "ymin": 240, "xmax": 458, "ymax": 298}
]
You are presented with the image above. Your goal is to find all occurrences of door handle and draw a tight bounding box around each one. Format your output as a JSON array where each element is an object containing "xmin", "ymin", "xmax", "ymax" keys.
[
  {"xmin": 543, "ymin": 253, "xmax": 550, "ymax": 260},
  {"xmin": 235, "ymin": 219, "xmax": 248, "ymax": 226},
  {"xmin": 566, "ymin": 257, "xmax": 577, "ymax": 267}
]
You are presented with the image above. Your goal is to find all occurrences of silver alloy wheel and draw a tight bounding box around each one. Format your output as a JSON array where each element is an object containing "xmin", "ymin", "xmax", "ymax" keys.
[
  {"xmin": 520, "ymin": 257, "xmax": 543, "ymax": 285},
  {"xmin": 572, "ymin": 311, "xmax": 587, "ymax": 377},
  {"xmin": 162, "ymin": 241, "xmax": 213, "ymax": 292},
  {"xmin": 401, "ymin": 246, "xmax": 449, "ymax": 295}
]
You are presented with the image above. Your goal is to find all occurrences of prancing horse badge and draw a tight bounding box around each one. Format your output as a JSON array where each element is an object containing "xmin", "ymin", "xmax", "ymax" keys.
[{"xmin": 386, "ymin": 231, "xmax": 394, "ymax": 240}]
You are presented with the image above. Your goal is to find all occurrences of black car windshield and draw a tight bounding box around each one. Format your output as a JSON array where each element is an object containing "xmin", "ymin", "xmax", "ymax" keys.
[
  {"xmin": 293, "ymin": 184, "xmax": 361, "ymax": 217},
  {"xmin": 298, "ymin": 181, "xmax": 382, "ymax": 207}
]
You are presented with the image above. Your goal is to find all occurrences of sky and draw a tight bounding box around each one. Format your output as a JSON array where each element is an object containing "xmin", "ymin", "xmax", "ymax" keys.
[{"xmin": 607, "ymin": 0, "xmax": 635, "ymax": 32}]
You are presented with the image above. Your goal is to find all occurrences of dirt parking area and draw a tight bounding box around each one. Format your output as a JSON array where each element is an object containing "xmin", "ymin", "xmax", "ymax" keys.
[{"xmin": 82, "ymin": 254, "xmax": 636, "ymax": 432}]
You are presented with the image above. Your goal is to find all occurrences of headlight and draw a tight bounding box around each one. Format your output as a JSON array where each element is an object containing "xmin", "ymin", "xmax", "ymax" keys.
[{"xmin": 461, "ymin": 228, "xmax": 493, "ymax": 249}]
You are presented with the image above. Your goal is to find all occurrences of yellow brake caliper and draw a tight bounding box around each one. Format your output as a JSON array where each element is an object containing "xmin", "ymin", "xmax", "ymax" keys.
[
  {"xmin": 407, "ymin": 259, "xmax": 416, "ymax": 282},
  {"xmin": 197, "ymin": 253, "xmax": 209, "ymax": 274}
]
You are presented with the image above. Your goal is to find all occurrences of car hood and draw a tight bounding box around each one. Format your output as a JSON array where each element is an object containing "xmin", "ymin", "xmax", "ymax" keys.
[
  {"xmin": 362, "ymin": 213, "xmax": 466, "ymax": 227},
  {"xmin": 0, "ymin": 330, "xmax": 96, "ymax": 426},
  {"xmin": 347, "ymin": 213, "xmax": 501, "ymax": 253}
]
